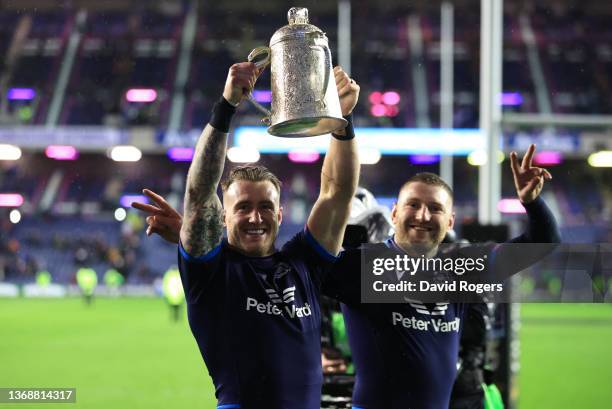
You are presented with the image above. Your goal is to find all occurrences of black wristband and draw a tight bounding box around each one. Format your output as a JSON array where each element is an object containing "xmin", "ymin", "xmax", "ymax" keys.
[
  {"xmin": 332, "ymin": 113, "xmax": 355, "ymax": 140},
  {"xmin": 209, "ymin": 97, "xmax": 237, "ymax": 133}
]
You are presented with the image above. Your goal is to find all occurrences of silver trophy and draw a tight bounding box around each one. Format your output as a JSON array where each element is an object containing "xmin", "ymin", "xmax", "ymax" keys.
[{"xmin": 247, "ymin": 7, "xmax": 347, "ymax": 137}]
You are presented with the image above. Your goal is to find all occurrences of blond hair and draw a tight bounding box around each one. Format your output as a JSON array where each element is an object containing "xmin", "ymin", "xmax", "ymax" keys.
[{"xmin": 221, "ymin": 165, "xmax": 282, "ymax": 194}]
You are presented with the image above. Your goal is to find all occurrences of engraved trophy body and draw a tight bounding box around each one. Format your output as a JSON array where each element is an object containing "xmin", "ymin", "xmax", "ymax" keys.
[{"xmin": 248, "ymin": 7, "xmax": 347, "ymax": 137}]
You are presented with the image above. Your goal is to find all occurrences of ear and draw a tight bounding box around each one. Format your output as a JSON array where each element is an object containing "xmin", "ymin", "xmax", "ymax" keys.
[
  {"xmin": 222, "ymin": 209, "xmax": 227, "ymax": 227},
  {"xmin": 277, "ymin": 206, "xmax": 283, "ymax": 226},
  {"xmin": 448, "ymin": 211, "xmax": 455, "ymax": 231},
  {"xmin": 391, "ymin": 203, "xmax": 398, "ymax": 225}
]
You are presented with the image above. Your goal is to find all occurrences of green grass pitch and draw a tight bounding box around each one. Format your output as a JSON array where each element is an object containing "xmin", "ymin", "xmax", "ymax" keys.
[
  {"xmin": 1, "ymin": 298, "xmax": 611, "ymax": 408},
  {"xmin": 0, "ymin": 298, "xmax": 216, "ymax": 409},
  {"xmin": 517, "ymin": 303, "xmax": 612, "ymax": 408}
]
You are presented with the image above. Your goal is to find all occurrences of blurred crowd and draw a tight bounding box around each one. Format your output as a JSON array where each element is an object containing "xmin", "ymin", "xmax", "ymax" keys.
[
  {"xmin": 0, "ymin": 211, "xmax": 151, "ymax": 283},
  {"xmin": 1, "ymin": 1, "xmax": 612, "ymax": 128}
]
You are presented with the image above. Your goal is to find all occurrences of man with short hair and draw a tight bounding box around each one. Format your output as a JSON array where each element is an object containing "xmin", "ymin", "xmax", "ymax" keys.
[
  {"xmin": 391, "ymin": 172, "xmax": 456, "ymax": 256},
  {"xmin": 324, "ymin": 145, "xmax": 560, "ymax": 409},
  {"xmin": 157, "ymin": 60, "xmax": 360, "ymax": 409}
]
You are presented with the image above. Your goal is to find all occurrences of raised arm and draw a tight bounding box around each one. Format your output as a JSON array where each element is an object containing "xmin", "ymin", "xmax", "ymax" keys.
[
  {"xmin": 509, "ymin": 143, "xmax": 560, "ymax": 243},
  {"xmin": 307, "ymin": 67, "xmax": 360, "ymax": 255},
  {"xmin": 181, "ymin": 62, "xmax": 260, "ymax": 257},
  {"xmin": 510, "ymin": 143, "xmax": 551, "ymax": 206},
  {"xmin": 485, "ymin": 144, "xmax": 561, "ymax": 281}
]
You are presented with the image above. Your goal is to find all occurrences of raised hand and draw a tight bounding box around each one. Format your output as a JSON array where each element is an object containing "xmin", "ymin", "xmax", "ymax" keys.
[
  {"xmin": 334, "ymin": 66, "xmax": 360, "ymax": 117},
  {"xmin": 222, "ymin": 62, "xmax": 261, "ymax": 106},
  {"xmin": 510, "ymin": 144, "xmax": 552, "ymax": 204},
  {"xmin": 131, "ymin": 189, "xmax": 183, "ymax": 244}
]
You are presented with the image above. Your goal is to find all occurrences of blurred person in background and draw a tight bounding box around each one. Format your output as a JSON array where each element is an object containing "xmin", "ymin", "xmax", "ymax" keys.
[
  {"xmin": 76, "ymin": 265, "xmax": 97, "ymax": 305},
  {"xmin": 103, "ymin": 267, "xmax": 124, "ymax": 296},
  {"xmin": 161, "ymin": 265, "xmax": 184, "ymax": 322}
]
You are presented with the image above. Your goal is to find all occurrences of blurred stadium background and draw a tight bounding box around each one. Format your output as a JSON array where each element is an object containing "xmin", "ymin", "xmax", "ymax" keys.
[{"xmin": 0, "ymin": 0, "xmax": 611, "ymax": 408}]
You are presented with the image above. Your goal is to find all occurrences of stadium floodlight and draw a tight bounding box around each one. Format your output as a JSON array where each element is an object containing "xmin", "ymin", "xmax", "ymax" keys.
[
  {"xmin": 0, "ymin": 193, "xmax": 24, "ymax": 207},
  {"xmin": 468, "ymin": 150, "xmax": 504, "ymax": 166},
  {"xmin": 368, "ymin": 91, "xmax": 383, "ymax": 105},
  {"xmin": 500, "ymin": 92, "xmax": 523, "ymax": 106},
  {"xmin": 9, "ymin": 209, "xmax": 21, "ymax": 224},
  {"xmin": 370, "ymin": 104, "xmax": 387, "ymax": 117},
  {"xmin": 114, "ymin": 208, "xmax": 127, "ymax": 222},
  {"xmin": 385, "ymin": 105, "xmax": 399, "ymax": 117},
  {"xmin": 382, "ymin": 91, "xmax": 401, "ymax": 105},
  {"xmin": 587, "ymin": 151, "xmax": 612, "ymax": 167},
  {"xmin": 369, "ymin": 90, "xmax": 400, "ymax": 117},
  {"xmin": 45, "ymin": 145, "xmax": 78, "ymax": 160},
  {"xmin": 109, "ymin": 146, "xmax": 142, "ymax": 162},
  {"xmin": 167, "ymin": 147, "xmax": 194, "ymax": 162},
  {"xmin": 120, "ymin": 195, "xmax": 148, "ymax": 208},
  {"xmin": 0, "ymin": 144, "xmax": 22, "ymax": 160},
  {"xmin": 288, "ymin": 150, "xmax": 320, "ymax": 163},
  {"xmin": 410, "ymin": 154, "xmax": 440, "ymax": 165},
  {"xmin": 7, "ymin": 88, "xmax": 36, "ymax": 101},
  {"xmin": 359, "ymin": 148, "xmax": 381, "ymax": 165},
  {"xmin": 252, "ymin": 90, "xmax": 272, "ymax": 103},
  {"xmin": 125, "ymin": 88, "xmax": 158, "ymax": 103},
  {"xmin": 467, "ymin": 150, "xmax": 488, "ymax": 166},
  {"xmin": 534, "ymin": 151, "xmax": 562, "ymax": 166},
  {"xmin": 497, "ymin": 198, "xmax": 526, "ymax": 214},
  {"xmin": 235, "ymin": 126, "xmax": 484, "ymax": 155},
  {"xmin": 227, "ymin": 147, "xmax": 260, "ymax": 163}
]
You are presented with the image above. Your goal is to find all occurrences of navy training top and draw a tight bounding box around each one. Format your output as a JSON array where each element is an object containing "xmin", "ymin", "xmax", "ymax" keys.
[
  {"xmin": 178, "ymin": 229, "xmax": 337, "ymax": 409},
  {"xmin": 332, "ymin": 243, "xmax": 471, "ymax": 409},
  {"xmin": 323, "ymin": 196, "xmax": 561, "ymax": 409}
]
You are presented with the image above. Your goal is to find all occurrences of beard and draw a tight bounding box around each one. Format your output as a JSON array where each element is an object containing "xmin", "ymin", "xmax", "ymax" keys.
[
  {"xmin": 409, "ymin": 241, "xmax": 436, "ymax": 255},
  {"xmin": 396, "ymin": 223, "xmax": 446, "ymax": 257}
]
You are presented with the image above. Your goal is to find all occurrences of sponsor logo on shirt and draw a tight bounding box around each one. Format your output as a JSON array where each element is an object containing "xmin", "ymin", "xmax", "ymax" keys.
[
  {"xmin": 391, "ymin": 311, "xmax": 460, "ymax": 333},
  {"xmin": 391, "ymin": 300, "xmax": 459, "ymax": 333},
  {"xmin": 245, "ymin": 286, "xmax": 312, "ymax": 318},
  {"xmin": 404, "ymin": 298, "xmax": 449, "ymax": 316},
  {"xmin": 266, "ymin": 286, "xmax": 296, "ymax": 304}
]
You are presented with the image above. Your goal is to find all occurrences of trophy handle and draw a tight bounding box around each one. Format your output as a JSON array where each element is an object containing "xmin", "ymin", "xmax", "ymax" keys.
[
  {"xmin": 247, "ymin": 46, "xmax": 272, "ymax": 125},
  {"xmin": 248, "ymin": 46, "xmax": 271, "ymax": 69},
  {"xmin": 312, "ymin": 42, "xmax": 331, "ymax": 107}
]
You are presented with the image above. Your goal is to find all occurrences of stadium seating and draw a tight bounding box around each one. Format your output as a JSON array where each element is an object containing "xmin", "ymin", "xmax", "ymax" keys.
[{"xmin": 2, "ymin": 3, "xmax": 612, "ymax": 128}]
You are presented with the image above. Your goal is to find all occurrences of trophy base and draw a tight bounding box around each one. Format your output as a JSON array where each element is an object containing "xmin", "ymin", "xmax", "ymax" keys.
[{"xmin": 268, "ymin": 116, "xmax": 348, "ymax": 138}]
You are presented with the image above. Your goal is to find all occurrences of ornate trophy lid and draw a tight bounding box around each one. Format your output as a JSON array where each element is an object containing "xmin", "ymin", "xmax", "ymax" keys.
[{"xmin": 270, "ymin": 7, "xmax": 326, "ymax": 46}]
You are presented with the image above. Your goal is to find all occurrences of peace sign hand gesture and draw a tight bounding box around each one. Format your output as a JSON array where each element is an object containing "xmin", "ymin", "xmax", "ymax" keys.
[
  {"xmin": 510, "ymin": 144, "xmax": 552, "ymax": 204},
  {"xmin": 131, "ymin": 189, "xmax": 183, "ymax": 244}
]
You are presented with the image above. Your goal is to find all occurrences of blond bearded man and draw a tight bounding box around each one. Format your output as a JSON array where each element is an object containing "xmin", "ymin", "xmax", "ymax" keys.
[{"xmin": 133, "ymin": 61, "xmax": 360, "ymax": 409}]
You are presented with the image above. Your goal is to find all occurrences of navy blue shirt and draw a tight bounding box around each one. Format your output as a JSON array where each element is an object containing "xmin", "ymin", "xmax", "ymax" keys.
[
  {"xmin": 331, "ymin": 243, "xmax": 471, "ymax": 409},
  {"xmin": 178, "ymin": 229, "xmax": 336, "ymax": 409},
  {"xmin": 324, "ymin": 197, "xmax": 561, "ymax": 409}
]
